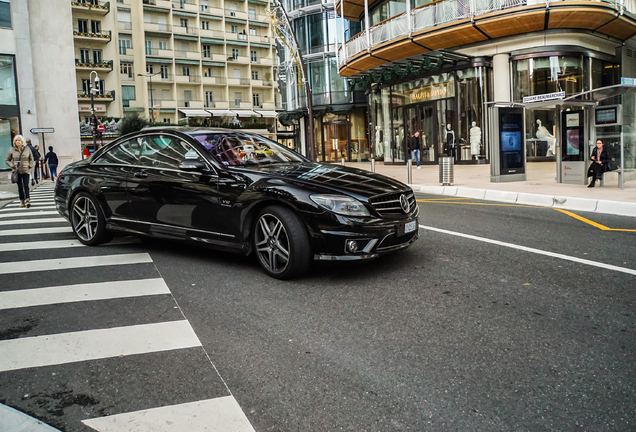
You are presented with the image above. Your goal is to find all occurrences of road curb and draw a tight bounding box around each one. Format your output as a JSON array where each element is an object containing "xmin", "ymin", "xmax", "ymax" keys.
[
  {"xmin": 0, "ymin": 404, "xmax": 62, "ymax": 432},
  {"xmin": 411, "ymin": 185, "xmax": 636, "ymax": 218}
]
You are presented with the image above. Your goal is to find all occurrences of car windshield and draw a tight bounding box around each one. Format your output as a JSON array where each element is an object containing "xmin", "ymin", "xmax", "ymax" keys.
[{"xmin": 188, "ymin": 132, "xmax": 306, "ymax": 167}]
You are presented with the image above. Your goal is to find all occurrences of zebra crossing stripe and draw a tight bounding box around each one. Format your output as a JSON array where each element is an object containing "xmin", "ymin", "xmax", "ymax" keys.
[
  {"xmin": 0, "ymin": 217, "xmax": 66, "ymax": 226},
  {"xmin": 0, "ymin": 210, "xmax": 60, "ymax": 219},
  {"xmin": 82, "ymin": 396, "xmax": 256, "ymax": 432},
  {"xmin": 0, "ymin": 320, "xmax": 202, "ymax": 372},
  {"xmin": 0, "ymin": 278, "xmax": 171, "ymax": 310},
  {"xmin": 0, "ymin": 205, "xmax": 57, "ymax": 212},
  {"xmin": 0, "ymin": 239, "xmax": 83, "ymax": 252},
  {"xmin": 0, "ymin": 253, "xmax": 153, "ymax": 274},
  {"xmin": 5, "ymin": 203, "xmax": 55, "ymax": 208},
  {"xmin": 0, "ymin": 226, "xmax": 72, "ymax": 236}
]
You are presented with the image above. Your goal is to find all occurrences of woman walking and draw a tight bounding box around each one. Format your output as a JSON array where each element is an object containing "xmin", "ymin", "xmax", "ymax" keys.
[
  {"xmin": 5, "ymin": 135, "xmax": 34, "ymax": 208},
  {"xmin": 588, "ymin": 139, "xmax": 610, "ymax": 188}
]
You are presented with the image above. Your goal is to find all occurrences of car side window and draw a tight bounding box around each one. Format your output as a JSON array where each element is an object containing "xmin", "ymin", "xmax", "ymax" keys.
[
  {"xmin": 94, "ymin": 139, "xmax": 140, "ymax": 165},
  {"xmin": 138, "ymin": 135, "xmax": 201, "ymax": 170}
]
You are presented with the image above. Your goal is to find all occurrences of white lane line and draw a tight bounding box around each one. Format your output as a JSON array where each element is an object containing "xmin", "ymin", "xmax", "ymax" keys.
[
  {"xmin": 5, "ymin": 203, "xmax": 55, "ymax": 208},
  {"xmin": 0, "ymin": 226, "xmax": 72, "ymax": 236},
  {"xmin": 0, "ymin": 205, "xmax": 56, "ymax": 212},
  {"xmin": 82, "ymin": 396, "xmax": 256, "ymax": 432},
  {"xmin": 0, "ymin": 210, "xmax": 59, "ymax": 218},
  {"xmin": 0, "ymin": 278, "xmax": 171, "ymax": 310},
  {"xmin": 420, "ymin": 225, "xmax": 636, "ymax": 276},
  {"xmin": 0, "ymin": 239, "xmax": 83, "ymax": 252},
  {"xmin": 0, "ymin": 253, "xmax": 153, "ymax": 275},
  {"xmin": 0, "ymin": 320, "xmax": 202, "ymax": 372},
  {"xmin": 0, "ymin": 217, "xmax": 66, "ymax": 226}
]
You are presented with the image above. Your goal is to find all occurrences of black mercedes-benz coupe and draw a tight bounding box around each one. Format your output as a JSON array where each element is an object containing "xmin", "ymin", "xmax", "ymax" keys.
[{"xmin": 54, "ymin": 128, "xmax": 419, "ymax": 279}]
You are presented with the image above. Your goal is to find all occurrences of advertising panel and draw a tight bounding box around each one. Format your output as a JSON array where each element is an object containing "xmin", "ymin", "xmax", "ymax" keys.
[{"xmin": 498, "ymin": 108, "xmax": 525, "ymax": 174}]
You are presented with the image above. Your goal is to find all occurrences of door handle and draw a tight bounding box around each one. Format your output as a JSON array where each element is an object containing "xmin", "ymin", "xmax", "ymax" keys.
[{"xmin": 134, "ymin": 171, "xmax": 148, "ymax": 178}]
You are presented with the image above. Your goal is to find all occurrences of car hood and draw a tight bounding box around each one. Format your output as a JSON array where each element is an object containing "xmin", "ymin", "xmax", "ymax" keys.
[{"xmin": 239, "ymin": 162, "xmax": 409, "ymax": 200}]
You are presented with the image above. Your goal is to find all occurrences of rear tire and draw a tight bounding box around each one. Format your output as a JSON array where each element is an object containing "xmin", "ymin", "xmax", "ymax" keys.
[
  {"xmin": 70, "ymin": 192, "xmax": 113, "ymax": 246},
  {"xmin": 254, "ymin": 205, "xmax": 312, "ymax": 279}
]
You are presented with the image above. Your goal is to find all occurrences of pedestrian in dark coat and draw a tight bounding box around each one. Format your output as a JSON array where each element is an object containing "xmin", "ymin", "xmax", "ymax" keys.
[
  {"xmin": 407, "ymin": 131, "xmax": 422, "ymax": 168},
  {"xmin": 26, "ymin": 138, "xmax": 41, "ymax": 185},
  {"xmin": 588, "ymin": 139, "xmax": 610, "ymax": 188},
  {"xmin": 43, "ymin": 146, "xmax": 59, "ymax": 182}
]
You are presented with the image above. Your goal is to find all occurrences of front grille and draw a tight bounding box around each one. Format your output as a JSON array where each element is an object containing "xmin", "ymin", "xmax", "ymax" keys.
[
  {"xmin": 369, "ymin": 191, "xmax": 416, "ymax": 217},
  {"xmin": 377, "ymin": 231, "xmax": 417, "ymax": 251}
]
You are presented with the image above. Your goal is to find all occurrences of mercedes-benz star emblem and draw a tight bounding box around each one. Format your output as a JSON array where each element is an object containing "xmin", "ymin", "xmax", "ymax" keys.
[{"xmin": 399, "ymin": 194, "xmax": 410, "ymax": 213}]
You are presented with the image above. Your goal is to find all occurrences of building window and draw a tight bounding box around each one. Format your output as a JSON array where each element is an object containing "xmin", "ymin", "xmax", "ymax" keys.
[
  {"xmin": 201, "ymin": 0, "xmax": 209, "ymax": 11},
  {"xmin": 205, "ymin": 91, "xmax": 214, "ymax": 107},
  {"xmin": 204, "ymin": 67, "xmax": 212, "ymax": 77},
  {"xmin": 234, "ymin": 92, "xmax": 242, "ymax": 107},
  {"xmin": 232, "ymin": 48, "xmax": 239, "ymax": 59},
  {"xmin": 159, "ymin": 41, "xmax": 167, "ymax": 50},
  {"xmin": 122, "ymin": 85, "xmax": 136, "ymax": 108},
  {"xmin": 231, "ymin": 25, "xmax": 238, "ymax": 33},
  {"xmin": 253, "ymin": 93, "xmax": 260, "ymax": 107},
  {"xmin": 251, "ymin": 50, "xmax": 257, "ymax": 62},
  {"xmin": 79, "ymin": 49, "xmax": 90, "ymax": 64},
  {"xmin": 248, "ymin": 7, "xmax": 256, "ymax": 19},
  {"xmin": 182, "ymin": 66, "xmax": 190, "ymax": 76},
  {"xmin": 180, "ymin": 18, "xmax": 188, "ymax": 28},
  {"xmin": 145, "ymin": 40, "xmax": 152, "ymax": 55},
  {"xmin": 0, "ymin": 0, "xmax": 11, "ymax": 29},
  {"xmin": 146, "ymin": 64, "xmax": 154, "ymax": 74},
  {"xmin": 160, "ymin": 65, "xmax": 169, "ymax": 79},
  {"xmin": 78, "ymin": 19, "xmax": 88, "ymax": 33},
  {"xmin": 91, "ymin": 20, "xmax": 101, "ymax": 34},
  {"xmin": 119, "ymin": 36, "xmax": 131, "ymax": 55},
  {"xmin": 201, "ymin": 20, "xmax": 209, "ymax": 30},
  {"xmin": 252, "ymin": 70, "xmax": 258, "ymax": 80},
  {"xmin": 121, "ymin": 63, "xmax": 133, "ymax": 79},
  {"xmin": 164, "ymin": 118, "xmax": 171, "ymax": 123},
  {"xmin": 202, "ymin": 44, "xmax": 211, "ymax": 58},
  {"xmin": 249, "ymin": 28, "xmax": 256, "ymax": 36},
  {"xmin": 92, "ymin": 50, "xmax": 102, "ymax": 64}
]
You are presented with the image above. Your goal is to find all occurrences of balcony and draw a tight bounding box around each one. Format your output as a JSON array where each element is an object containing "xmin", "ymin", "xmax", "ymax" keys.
[
  {"xmin": 337, "ymin": 0, "xmax": 636, "ymax": 76},
  {"xmin": 227, "ymin": 77, "xmax": 251, "ymax": 86},
  {"xmin": 175, "ymin": 74, "xmax": 201, "ymax": 84},
  {"xmin": 145, "ymin": 48, "xmax": 174, "ymax": 58},
  {"xmin": 144, "ymin": 22, "xmax": 172, "ymax": 33},
  {"xmin": 227, "ymin": 55, "xmax": 250, "ymax": 64},
  {"xmin": 251, "ymin": 57, "xmax": 272, "ymax": 66},
  {"xmin": 75, "ymin": 59, "xmax": 113, "ymax": 71},
  {"xmin": 202, "ymin": 75, "xmax": 227, "ymax": 85},
  {"xmin": 77, "ymin": 90, "xmax": 115, "ymax": 102},
  {"xmin": 200, "ymin": 28, "xmax": 225, "ymax": 39},
  {"xmin": 143, "ymin": 0, "xmax": 172, "ymax": 7},
  {"xmin": 252, "ymin": 79, "xmax": 274, "ymax": 87},
  {"xmin": 200, "ymin": 2, "xmax": 224, "ymax": 15},
  {"xmin": 173, "ymin": 25, "xmax": 198, "ymax": 36},
  {"xmin": 117, "ymin": 21, "xmax": 132, "ymax": 31},
  {"xmin": 71, "ymin": 1, "xmax": 110, "ymax": 14},
  {"xmin": 73, "ymin": 28, "xmax": 111, "ymax": 42},
  {"xmin": 178, "ymin": 100, "xmax": 204, "ymax": 108},
  {"xmin": 225, "ymin": 9, "xmax": 248, "ymax": 20},
  {"xmin": 228, "ymin": 32, "xmax": 249, "ymax": 42},
  {"xmin": 203, "ymin": 53, "xmax": 228, "ymax": 62},
  {"xmin": 174, "ymin": 49, "xmax": 201, "ymax": 60},
  {"xmin": 248, "ymin": 34, "xmax": 270, "ymax": 44},
  {"xmin": 172, "ymin": 0, "xmax": 198, "ymax": 13}
]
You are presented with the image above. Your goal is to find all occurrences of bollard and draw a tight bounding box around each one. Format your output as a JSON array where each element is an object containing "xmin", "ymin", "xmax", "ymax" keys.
[
  {"xmin": 371, "ymin": 158, "xmax": 375, "ymax": 172},
  {"xmin": 407, "ymin": 159, "xmax": 412, "ymax": 184},
  {"xmin": 341, "ymin": 158, "xmax": 345, "ymax": 166},
  {"xmin": 439, "ymin": 156, "xmax": 454, "ymax": 186}
]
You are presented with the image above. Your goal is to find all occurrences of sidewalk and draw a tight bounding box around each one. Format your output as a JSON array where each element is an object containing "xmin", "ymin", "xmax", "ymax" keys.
[{"xmin": 347, "ymin": 161, "xmax": 636, "ymax": 218}]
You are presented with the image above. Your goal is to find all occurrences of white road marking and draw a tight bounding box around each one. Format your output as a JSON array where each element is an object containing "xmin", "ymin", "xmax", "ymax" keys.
[
  {"xmin": 82, "ymin": 396, "xmax": 255, "ymax": 432},
  {"xmin": 0, "ymin": 226, "xmax": 72, "ymax": 236},
  {"xmin": 0, "ymin": 205, "xmax": 56, "ymax": 212},
  {"xmin": 0, "ymin": 210, "xmax": 59, "ymax": 218},
  {"xmin": 5, "ymin": 203, "xmax": 55, "ymax": 208},
  {"xmin": 0, "ymin": 239, "xmax": 83, "ymax": 252},
  {"xmin": 420, "ymin": 224, "xmax": 636, "ymax": 276},
  {"xmin": 0, "ymin": 217, "xmax": 66, "ymax": 226},
  {"xmin": 0, "ymin": 253, "xmax": 153, "ymax": 275},
  {"xmin": 0, "ymin": 278, "xmax": 171, "ymax": 310},
  {"xmin": 0, "ymin": 320, "xmax": 202, "ymax": 372}
]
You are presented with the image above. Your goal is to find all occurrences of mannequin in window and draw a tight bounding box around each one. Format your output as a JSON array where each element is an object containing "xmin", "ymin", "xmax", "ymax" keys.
[
  {"xmin": 470, "ymin": 121, "xmax": 481, "ymax": 159},
  {"xmin": 445, "ymin": 123, "xmax": 456, "ymax": 158},
  {"xmin": 536, "ymin": 119, "xmax": 556, "ymax": 156},
  {"xmin": 375, "ymin": 125, "xmax": 383, "ymax": 157}
]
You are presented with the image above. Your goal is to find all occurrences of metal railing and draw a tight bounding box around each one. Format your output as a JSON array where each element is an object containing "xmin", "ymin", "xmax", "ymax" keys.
[
  {"xmin": 339, "ymin": 0, "xmax": 636, "ymax": 66},
  {"xmin": 175, "ymin": 74, "xmax": 201, "ymax": 83},
  {"xmin": 70, "ymin": 1, "xmax": 110, "ymax": 12},
  {"xmin": 73, "ymin": 28, "xmax": 111, "ymax": 40},
  {"xmin": 75, "ymin": 59, "xmax": 113, "ymax": 69},
  {"xmin": 203, "ymin": 76, "xmax": 227, "ymax": 84},
  {"xmin": 144, "ymin": 22, "xmax": 172, "ymax": 32}
]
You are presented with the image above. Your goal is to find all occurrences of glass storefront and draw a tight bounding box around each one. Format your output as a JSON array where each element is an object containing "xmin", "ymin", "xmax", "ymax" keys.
[
  {"xmin": 0, "ymin": 54, "xmax": 19, "ymax": 165},
  {"xmin": 317, "ymin": 110, "xmax": 368, "ymax": 163}
]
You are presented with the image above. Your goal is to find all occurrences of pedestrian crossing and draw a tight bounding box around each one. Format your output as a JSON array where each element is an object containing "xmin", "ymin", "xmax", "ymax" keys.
[{"xmin": 0, "ymin": 185, "xmax": 255, "ymax": 432}]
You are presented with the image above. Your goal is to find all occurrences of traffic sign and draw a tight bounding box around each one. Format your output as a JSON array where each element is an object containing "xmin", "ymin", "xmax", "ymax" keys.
[
  {"xmin": 97, "ymin": 124, "xmax": 105, "ymax": 133},
  {"xmin": 30, "ymin": 128, "xmax": 55, "ymax": 134}
]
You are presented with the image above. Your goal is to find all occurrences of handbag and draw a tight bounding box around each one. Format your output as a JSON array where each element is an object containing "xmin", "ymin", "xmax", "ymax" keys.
[
  {"xmin": 606, "ymin": 160, "xmax": 618, "ymax": 172},
  {"xmin": 10, "ymin": 147, "xmax": 25, "ymax": 184}
]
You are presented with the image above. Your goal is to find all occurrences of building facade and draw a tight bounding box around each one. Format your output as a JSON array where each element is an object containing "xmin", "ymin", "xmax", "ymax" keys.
[
  {"xmin": 336, "ymin": 0, "xmax": 636, "ymax": 166},
  {"xmin": 0, "ymin": 0, "xmax": 82, "ymax": 169},
  {"xmin": 278, "ymin": 0, "xmax": 369, "ymax": 162},
  {"xmin": 71, "ymin": 0, "xmax": 281, "ymax": 145}
]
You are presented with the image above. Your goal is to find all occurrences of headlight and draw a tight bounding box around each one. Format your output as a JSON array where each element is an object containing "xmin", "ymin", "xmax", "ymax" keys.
[{"xmin": 310, "ymin": 194, "xmax": 370, "ymax": 217}]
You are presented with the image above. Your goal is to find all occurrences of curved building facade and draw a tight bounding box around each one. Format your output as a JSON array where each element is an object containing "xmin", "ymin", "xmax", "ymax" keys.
[
  {"xmin": 336, "ymin": 0, "xmax": 636, "ymax": 165},
  {"xmin": 278, "ymin": 0, "xmax": 369, "ymax": 162}
]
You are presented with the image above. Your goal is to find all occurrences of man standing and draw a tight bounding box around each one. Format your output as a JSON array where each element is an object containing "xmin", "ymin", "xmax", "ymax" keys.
[
  {"xmin": 26, "ymin": 139, "xmax": 41, "ymax": 186},
  {"xmin": 43, "ymin": 146, "xmax": 59, "ymax": 182},
  {"xmin": 408, "ymin": 131, "xmax": 422, "ymax": 169}
]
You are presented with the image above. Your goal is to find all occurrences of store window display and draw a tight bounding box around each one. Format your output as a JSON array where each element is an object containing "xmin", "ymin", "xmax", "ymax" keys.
[{"xmin": 470, "ymin": 121, "xmax": 482, "ymax": 159}]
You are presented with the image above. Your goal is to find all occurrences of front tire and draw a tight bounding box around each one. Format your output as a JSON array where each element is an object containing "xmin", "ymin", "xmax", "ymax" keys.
[
  {"xmin": 70, "ymin": 192, "xmax": 112, "ymax": 246},
  {"xmin": 254, "ymin": 205, "xmax": 312, "ymax": 280}
]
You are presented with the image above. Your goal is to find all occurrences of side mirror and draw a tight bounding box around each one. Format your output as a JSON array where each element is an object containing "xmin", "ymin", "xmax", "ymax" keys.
[{"xmin": 179, "ymin": 159, "xmax": 207, "ymax": 172}]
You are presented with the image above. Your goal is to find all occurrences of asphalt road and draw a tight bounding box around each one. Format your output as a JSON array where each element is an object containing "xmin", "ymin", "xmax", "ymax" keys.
[{"xmin": 1, "ymin": 190, "xmax": 635, "ymax": 431}]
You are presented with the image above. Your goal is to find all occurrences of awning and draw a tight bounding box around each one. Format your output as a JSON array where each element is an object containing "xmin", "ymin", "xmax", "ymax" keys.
[
  {"xmin": 178, "ymin": 109, "xmax": 211, "ymax": 117},
  {"xmin": 232, "ymin": 110, "xmax": 259, "ymax": 118},
  {"xmin": 255, "ymin": 110, "xmax": 278, "ymax": 118},
  {"xmin": 208, "ymin": 109, "xmax": 234, "ymax": 117}
]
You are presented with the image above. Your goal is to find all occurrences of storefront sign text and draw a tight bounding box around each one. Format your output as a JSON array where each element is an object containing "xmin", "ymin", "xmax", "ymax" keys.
[
  {"xmin": 522, "ymin": 91, "xmax": 565, "ymax": 104},
  {"xmin": 79, "ymin": 104, "xmax": 106, "ymax": 112},
  {"xmin": 408, "ymin": 82, "xmax": 454, "ymax": 103}
]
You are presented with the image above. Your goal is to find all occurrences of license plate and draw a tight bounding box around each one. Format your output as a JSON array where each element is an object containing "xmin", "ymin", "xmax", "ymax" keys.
[{"xmin": 404, "ymin": 220, "xmax": 417, "ymax": 234}]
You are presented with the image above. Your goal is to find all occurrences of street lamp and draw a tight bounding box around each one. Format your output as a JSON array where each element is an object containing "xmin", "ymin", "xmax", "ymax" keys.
[
  {"xmin": 89, "ymin": 70, "xmax": 100, "ymax": 149},
  {"xmin": 138, "ymin": 71, "xmax": 162, "ymax": 123}
]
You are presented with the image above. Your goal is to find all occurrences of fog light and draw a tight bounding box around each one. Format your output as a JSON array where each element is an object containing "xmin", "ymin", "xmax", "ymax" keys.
[{"xmin": 346, "ymin": 240, "xmax": 358, "ymax": 253}]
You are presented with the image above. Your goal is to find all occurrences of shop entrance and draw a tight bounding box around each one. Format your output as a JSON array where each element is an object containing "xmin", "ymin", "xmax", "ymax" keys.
[
  {"xmin": 322, "ymin": 121, "xmax": 350, "ymax": 162},
  {"xmin": 405, "ymin": 102, "xmax": 438, "ymax": 164}
]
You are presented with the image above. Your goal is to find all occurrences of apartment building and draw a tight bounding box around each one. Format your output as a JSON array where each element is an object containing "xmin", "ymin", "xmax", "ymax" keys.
[
  {"xmin": 71, "ymin": 0, "xmax": 279, "ymax": 141},
  {"xmin": 1, "ymin": 0, "xmax": 81, "ymax": 168}
]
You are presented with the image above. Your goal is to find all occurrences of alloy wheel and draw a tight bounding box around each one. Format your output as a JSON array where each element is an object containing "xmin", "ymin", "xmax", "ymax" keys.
[
  {"xmin": 72, "ymin": 196, "xmax": 99, "ymax": 242},
  {"xmin": 255, "ymin": 213, "xmax": 290, "ymax": 274}
]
